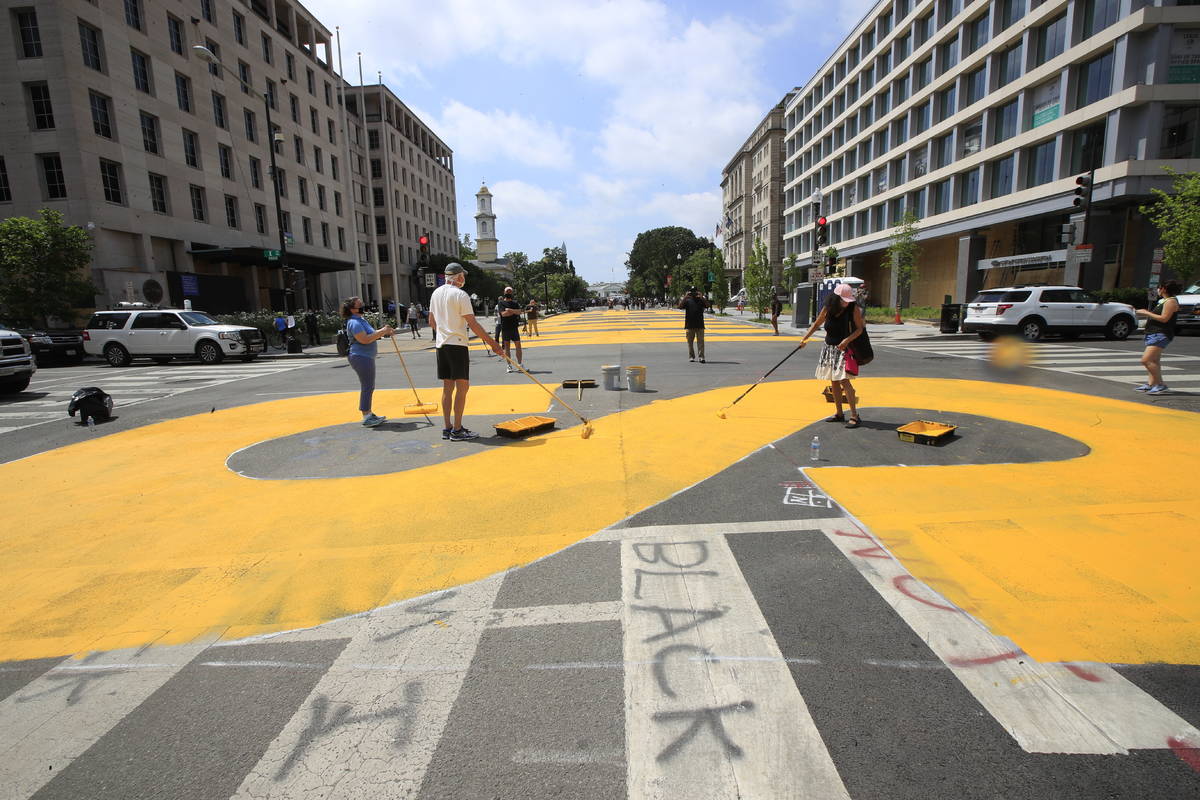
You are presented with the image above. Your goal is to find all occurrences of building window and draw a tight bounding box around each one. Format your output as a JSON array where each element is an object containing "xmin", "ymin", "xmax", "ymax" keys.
[
  {"xmin": 994, "ymin": 99, "xmax": 1019, "ymax": 142},
  {"xmin": 940, "ymin": 0, "xmax": 963, "ymax": 24},
  {"xmin": 167, "ymin": 14, "xmax": 183, "ymax": 54},
  {"xmin": 998, "ymin": 43, "xmax": 1023, "ymax": 86},
  {"xmin": 914, "ymin": 101, "xmax": 932, "ymax": 134},
  {"xmin": 190, "ymin": 185, "xmax": 207, "ymax": 221},
  {"xmin": 40, "ymin": 154, "xmax": 67, "ymax": 199},
  {"xmin": 244, "ymin": 108, "xmax": 257, "ymax": 142},
  {"xmin": 1082, "ymin": 0, "xmax": 1120, "ymax": 39},
  {"xmin": 298, "ymin": 176, "xmax": 308, "ymax": 205},
  {"xmin": 254, "ymin": 203, "xmax": 267, "ymax": 234},
  {"xmin": 1162, "ymin": 106, "xmax": 1200, "ymax": 159},
  {"xmin": 373, "ymin": 187, "xmax": 384, "ymax": 207},
  {"xmin": 182, "ymin": 129, "xmax": 200, "ymax": 168},
  {"xmin": 286, "ymin": 52, "xmax": 296, "ymax": 80},
  {"xmin": 212, "ymin": 92, "xmax": 227, "ymax": 129},
  {"xmin": 131, "ymin": 49, "xmax": 152, "ymax": 93},
  {"xmin": 915, "ymin": 58, "xmax": 932, "ymax": 90},
  {"xmin": 175, "ymin": 72, "xmax": 192, "ymax": 112},
  {"xmin": 334, "ymin": 191, "xmax": 342, "ymax": 215},
  {"xmin": 337, "ymin": 227, "xmax": 345, "ymax": 250},
  {"xmin": 293, "ymin": 136, "xmax": 304, "ymax": 165},
  {"xmin": 933, "ymin": 179, "xmax": 951, "ymax": 214},
  {"xmin": 968, "ymin": 13, "xmax": 989, "ymax": 53},
  {"xmin": 1026, "ymin": 139, "xmax": 1057, "ymax": 186},
  {"xmin": 149, "ymin": 172, "xmax": 168, "ymax": 213},
  {"xmin": 225, "ymin": 195, "xmax": 239, "ymax": 228},
  {"xmin": 324, "ymin": 82, "xmax": 332, "ymax": 106},
  {"xmin": 1076, "ymin": 50, "xmax": 1114, "ymax": 109},
  {"xmin": 958, "ymin": 168, "xmax": 980, "ymax": 206},
  {"xmin": 375, "ymin": 215, "xmax": 386, "ymax": 235},
  {"xmin": 276, "ymin": 168, "xmax": 286, "ymax": 198},
  {"xmin": 261, "ymin": 33, "xmax": 272, "ymax": 63},
  {"xmin": 282, "ymin": 212, "xmax": 291, "ymax": 238},
  {"xmin": 1070, "ymin": 121, "xmax": 1106, "ymax": 173},
  {"xmin": 200, "ymin": 0, "xmax": 214, "ymax": 23},
  {"xmin": 289, "ymin": 94, "xmax": 299, "ymax": 123},
  {"xmin": 310, "ymin": 107, "xmax": 319, "ymax": 134},
  {"xmin": 238, "ymin": 61, "xmax": 251, "ymax": 95},
  {"xmin": 939, "ymin": 85, "xmax": 957, "ymax": 120},
  {"xmin": 314, "ymin": 147, "xmax": 323, "ymax": 174},
  {"xmin": 371, "ymin": 159, "xmax": 382, "ymax": 179},
  {"xmin": 0, "ymin": 157, "xmax": 11, "ymax": 202},
  {"xmin": 940, "ymin": 38, "xmax": 958, "ymax": 71},
  {"xmin": 218, "ymin": 144, "xmax": 232, "ymax": 179},
  {"xmin": 139, "ymin": 111, "xmax": 160, "ymax": 153},
  {"xmin": 266, "ymin": 80, "xmax": 277, "ymax": 109},
  {"xmin": 989, "ymin": 154, "xmax": 1015, "ymax": 198},
  {"xmin": 249, "ymin": 156, "xmax": 262, "ymax": 188},
  {"xmin": 1036, "ymin": 14, "xmax": 1066, "ymax": 65},
  {"xmin": 124, "ymin": 0, "xmax": 142, "ymax": 30},
  {"xmin": 966, "ymin": 67, "xmax": 987, "ymax": 105},
  {"xmin": 306, "ymin": 67, "xmax": 315, "ymax": 95},
  {"xmin": 89, "ymin": 91, "xmax": 114, "ymax": 138},
  {"xmin": 79, "ymin": 21, "xmax": 103, "ymax": 71},
  {"xmin": 317, "ymin": 184, "xmax": 326, "ymax": 210},
  {"xmin": 328, "ymin": 119, "xmax": 337, "ymax": 145},
  {"xmin": 999, "ymin": 0, "xmax": 1022, "ymax": 30},
  {"xmin": 321, "ymin": 222, "xmax": 330, "ymax": 248},
  {"xmin": 961, "ymin": 119, "xmax": 983, "ymax": 156},
  {"xmin": 204, "ymin": 38, "xmax": 221, "ymax": 78},
  {"xmin": 302, "ymin": 217, "xmax": 312, "ymax": 244},
  {"xmin": 233, "ymin": 11, "xmax": 245, "ymax": 44},
  {"xmin": 378, "ymin": 243, "xmax": 389, "ymax": 263},
  {"xmin": 99, "ymin": 159, "xmax": 123, "ymax": 204},
  {"xmin": 15, "ymin": 9, "xmax": 43, "ymax": 58},
  {"xmin": 28, "ymin": 82, "xmax": 54, "ymax": 129}
]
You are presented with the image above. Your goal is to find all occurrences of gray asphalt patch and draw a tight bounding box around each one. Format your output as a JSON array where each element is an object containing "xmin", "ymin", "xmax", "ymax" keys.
[
  {"xmin": 493, "ymin": 542, "xmax": 621, "ymax": 609},
  {"xmin": 418, "ymin": 621, "xmax": 624, "ymax": 800},
  {"xmin": 30, "ymin": 639, "xmax": 348, "ymax": 800},
  {"xmin": 0, "ymin": 656, "xmax": 64, "ymax": 704}
]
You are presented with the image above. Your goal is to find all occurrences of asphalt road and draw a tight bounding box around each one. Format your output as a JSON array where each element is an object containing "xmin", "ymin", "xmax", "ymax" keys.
[{"xmin": 1, "ymin": 309, "xmax": 1198, "ymax": 799}]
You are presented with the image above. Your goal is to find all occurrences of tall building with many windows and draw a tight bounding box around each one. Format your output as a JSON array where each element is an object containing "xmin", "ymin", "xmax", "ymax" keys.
[
  {"xmin": 0, "ymin": 0, "xmax": 455, "ymax": 312},
  {"xmin": 777, "ymin": 0, "xmax": 1200, "ymax": 306}
]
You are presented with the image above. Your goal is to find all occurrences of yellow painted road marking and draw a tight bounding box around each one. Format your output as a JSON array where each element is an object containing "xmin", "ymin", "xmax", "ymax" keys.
[{"xmin": 0, "ymin": 377, "xmax": 1196, "ymax": 668}]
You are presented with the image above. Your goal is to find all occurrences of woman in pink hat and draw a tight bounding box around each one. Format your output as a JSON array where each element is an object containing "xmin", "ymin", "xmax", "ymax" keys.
[{"xmin": 799, "ymin": 283, "xmax": 866, "ymax": 428}]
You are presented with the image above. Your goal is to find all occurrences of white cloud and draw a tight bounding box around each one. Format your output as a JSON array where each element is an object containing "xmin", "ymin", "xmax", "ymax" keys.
[
  {"xmin": 489, "ymin": 180, "xmax": 565, "ymax": 221},
  {"xmin": 426, "ymin": 101, "xmax": 574, "ymax": 170},
  {"xmin": 640, "ymin": 190, "xmax": 722, "ymax": 237}
]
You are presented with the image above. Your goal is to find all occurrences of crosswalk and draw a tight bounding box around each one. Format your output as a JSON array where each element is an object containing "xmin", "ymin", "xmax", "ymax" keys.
[
  {"xmin": 0, "ymin": 360, "xmax": 321, "ymax": 435},
  {"xmin": 881, "ymin": 336, "xmax": 1200, "ymax": 388}
]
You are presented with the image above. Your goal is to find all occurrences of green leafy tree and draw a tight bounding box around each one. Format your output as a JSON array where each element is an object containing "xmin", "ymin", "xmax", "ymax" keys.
[
  {"xmin": 1140, "ymin": 167, "xmax": 1200, "ymax": 285},
  {"xmin": 708, "ymin": 249, "xmax": 729, "ymax": 313},
  {"xmin": 426, "ymin": 252, "xmax": 502, "ymax": 304},
  {"xmin": 627, "ymin": 226, "xmax": 706, "ymax": 299},
  {"xmin": 744, "ymin": 238, "xmax": 773, "ymax": 320},
  {"xmin": 459, "ymin": 233, "xmax": 477, "ymax": 261},
  {"xmin": 541, "ymin": 245, "xmax": 569, "ymax": 274},
  {"xmin": 0, "ymin": 209, "xmax": 95, "ymax": 325},
  {"xmin": 782, "ymin": 253, "xmax": 804, "ymax": 288},
  {"xmin": 883, "ymin": 210, "xmax": 921, "ymax": 313}
]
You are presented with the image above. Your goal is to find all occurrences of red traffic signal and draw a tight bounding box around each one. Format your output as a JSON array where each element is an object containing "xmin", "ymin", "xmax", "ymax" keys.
[
  {"xmin": 418, "ymin": 234, "xmax": 429, "ymax": 247},
  {"xmin": 817, "ymin": 216, "xmax": 827, "ymax": 226},
  {"xmin": 815, "ymin": 215, "xmax": 829, "ymax": 247}
]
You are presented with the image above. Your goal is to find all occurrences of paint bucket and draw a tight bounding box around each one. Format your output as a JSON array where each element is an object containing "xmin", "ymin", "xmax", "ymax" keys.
[
  {"xmin": 626, "ymin": 365, "xmax": 647, "ymax": 392},
  {"xmin": 601, "ymin": 365, "xmax": 622, "ymax": 391}
]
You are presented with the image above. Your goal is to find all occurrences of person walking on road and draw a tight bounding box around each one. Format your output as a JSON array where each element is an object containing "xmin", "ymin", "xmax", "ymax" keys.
[
  {"xmin": 428, "ymin": 263, "xmax": 502, "ymax": 441},
  {"xmin": 770, "ymin": 288, "xmax": 784, "ymax": 335},
  {"xmin": 341, "ymin": 297, "xmax": 394, "ymax": 427},
  {"xmin": 497, "ymin": 286, "xmax": 525, "ymax": 373},
  {"xmin": 525, "ymin": 299, "xmax": 541, "ymax": 337},
  {"xmin": 678, "ymin": 286, "xmax": 709, "ymax": 363},
  {"xmin": 304, "ymin": 309, "xmax": 320, "ymax": 347},
  {"xmin": 1135, "ymin": 281, "xmax": 1181, "ymax": 394},
  {"xmin": 406, "ymin": 303, "xmax": 422, "ymax": 339},
  {"xmin": 800, "ymin": 283, "xmax": 866, "ymax": 428},
  {"xmin": 273, "ymin": 313, "xmax": 288, "ymax": 349}
]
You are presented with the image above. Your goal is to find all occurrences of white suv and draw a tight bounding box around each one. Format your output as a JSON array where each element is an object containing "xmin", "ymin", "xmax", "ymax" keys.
[
  {"xmin": 1176, "ymin": 283, "xmax": 1200, "ymax": 333},
  {"xmin": 0, "ymin": 325, "xmax": 37, "ymax": 393},
  {"xmin": 83, "ymin": 309, "xmax": 266, "ymax": 366},
  {"xmin": 963, "ymin": 285, "xmax": 1137, "ymax": 342}
]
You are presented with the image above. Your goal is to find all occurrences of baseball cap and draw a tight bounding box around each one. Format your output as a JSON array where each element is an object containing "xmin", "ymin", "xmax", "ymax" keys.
[
  {"xmin": 688, "ymin": 286, "xmax": 697, "ymax": 292},
  {"xmin": 834, "ymin": 283, "xmax": 856, "ymax": 301},
  {"xmin": 444, "ymin": 262, "xmax": 465, "ymax": 275}
]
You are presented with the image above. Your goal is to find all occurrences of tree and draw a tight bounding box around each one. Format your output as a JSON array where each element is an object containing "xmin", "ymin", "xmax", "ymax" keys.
[
  {"xmin": 459, "ymin": 233, "xmax": 477, "ymax": 261},
  {"xmin": 708, "ymin": 250, "xmax": 729, "ymax": 313},
  {"xmin": 782, "ymin": 253, "xmax": 804, "ymax": 288},
  {"xmin": 1140, "ymin": 167, "xmax": 1200, "ymax": 285},
  {"xmin": 744, "ymin": 238, "xmax": 773, "ymax": 320},
  {"xmin": 883, "ymin": 210, "xmax": 921, "ymax": 316},
  {"xmin": 0, "ymin": 209, "xmax": 95, "ymax": 326},
  {"xmin": 426, "ymin": 252, "xmax": 503, "ymax": 303},
  {"xmin": 627, "ymin": 226, "xmax": 707, "ymax": 299}
]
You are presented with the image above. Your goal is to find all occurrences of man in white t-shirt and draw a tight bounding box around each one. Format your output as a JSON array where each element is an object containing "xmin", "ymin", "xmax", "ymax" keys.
[{"xmin": 427, "ymin": 262, "xmax": 502, "ymax": 441}]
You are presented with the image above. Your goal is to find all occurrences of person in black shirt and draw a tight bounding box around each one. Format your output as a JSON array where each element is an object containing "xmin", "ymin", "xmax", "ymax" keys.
[
  {"xmin": 799, "ymin": 283, "xmax": 866, "ymax": 428},
  {"xmin": 770, "ymin": 287, "xmax": 784, "ymax": 335},
  {"xmin": 1135, "ymin": 280, "xmax": 1181, "ymax": 394},
  {"xmin": 678, "ymin": 287, "xmax": 710, "ymax": 363},
  {"xmin": 497, "ymin": 286, "xmax": 525, "ymax": 372}
]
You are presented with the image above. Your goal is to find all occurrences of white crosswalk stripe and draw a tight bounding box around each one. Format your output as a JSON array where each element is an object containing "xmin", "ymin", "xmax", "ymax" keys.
[
  {"xmin": 0, "ymin": 361, "xmax": 322, "ymax": 435},
  {"xmin": 882, "ymin": 337, "xmax": 1200, "ymax": 387}
]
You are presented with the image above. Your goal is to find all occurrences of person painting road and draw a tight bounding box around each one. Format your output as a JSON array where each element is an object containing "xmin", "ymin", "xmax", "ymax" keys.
[
  {"xmin": 678, "ymin": 286, "xmax": 709, "ymax": 363},
  {"xmin": 428, "ymin": 263, "xmax": 503, "ymax": 441},
  {"xmin": 497, "ymin": 286, "xmax": 525, "ymax": 373},
  {"xmin": 341, "ymin": 297, "xmax": 394, "ymax": 427},
  {"xmin": 1135, "ymin": 280, "xmax": 1181, "ymax": 395},
  {"xmin": 800, "ymin": 283, "xmax": 866, "ymax": 428}
]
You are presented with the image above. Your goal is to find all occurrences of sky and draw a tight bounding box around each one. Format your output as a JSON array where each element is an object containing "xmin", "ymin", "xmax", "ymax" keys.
[{"xmin": 302, "ymin": 0, "xmax": 878, "ymax": 285}]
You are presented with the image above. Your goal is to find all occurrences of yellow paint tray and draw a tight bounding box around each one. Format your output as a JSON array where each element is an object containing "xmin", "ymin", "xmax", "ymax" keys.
[
  {"xmin": 897, "ymin": 420, "xmax": 957, "ymax": 446},
  {"xmin": 494, "ymin": 415, "xmax": 557, "ymax": 438}
]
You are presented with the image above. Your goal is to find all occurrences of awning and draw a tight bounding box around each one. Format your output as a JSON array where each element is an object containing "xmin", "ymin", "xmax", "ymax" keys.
[{"xmin": 186, "ymin": 246, "xmax": 355, "ymax": 274}]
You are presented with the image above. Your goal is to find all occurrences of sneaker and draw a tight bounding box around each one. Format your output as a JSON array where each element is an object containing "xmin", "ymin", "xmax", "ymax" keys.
[
  {"xmin": 1133, "ymin": 383, "xmax": 1151, "ymax": 392},
  {"xmin": 699, "ymin": 358, "xmax": 706, "ymax": 363},
  {"xmin": 442, "ymin": 428, "xmax": 452, "ymax": 439},
  {"xmin": 448, "ymin": 427, "xmax": 479, "ymax": 441},
  {"xmin": 689, "ymin": 357, "xmax": 695, "ymax": 362},
  {"xmin": 1147, "ymin": 384, "xmax": 1169, "ymax": 395},
  {"xmin": 506, "ymin": 365, "xmax": 515, "ymax": 373},
  {"xmin": 362, "ymin": 414, "xmax": 386, "ymax": 428}
]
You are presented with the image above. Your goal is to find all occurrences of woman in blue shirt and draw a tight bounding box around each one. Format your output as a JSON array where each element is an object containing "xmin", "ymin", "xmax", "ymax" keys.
[{"xmin": 340, "ymin": 296, "xmax": 394, "ymax": 426}]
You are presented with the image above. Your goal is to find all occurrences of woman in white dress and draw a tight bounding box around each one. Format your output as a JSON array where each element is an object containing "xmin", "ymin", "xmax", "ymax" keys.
[{"xmin": 800, "ymin": 283, "xmax": 866, "ymax": 428}]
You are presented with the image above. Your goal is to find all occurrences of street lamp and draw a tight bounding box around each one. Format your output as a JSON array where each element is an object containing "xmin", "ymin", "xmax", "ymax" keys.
[{"xmin": 192, "ymin": 45, "xmax": 293, "ymax": 314}]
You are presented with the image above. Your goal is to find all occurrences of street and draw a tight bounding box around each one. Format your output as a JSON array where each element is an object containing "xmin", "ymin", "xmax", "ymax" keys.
[{"xmin": 1, "ymin": 308, "xmax": 1198, "ymax": 799}]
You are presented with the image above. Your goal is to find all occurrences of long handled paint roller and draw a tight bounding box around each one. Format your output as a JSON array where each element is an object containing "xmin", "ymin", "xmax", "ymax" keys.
[
  {"xmin": 717, "ymin": 338, "xmax": 810, "ymax": 419},
  {"xmin": 389, "ymin": 336, "xmax": 439, "ymax": 416},
  {"xmin": 497, "ymin": 351, "xmax": 594, "ymax": 439}
]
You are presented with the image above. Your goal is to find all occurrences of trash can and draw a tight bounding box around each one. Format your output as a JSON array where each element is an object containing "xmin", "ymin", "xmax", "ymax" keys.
[
  {"xmin": 286, "ymin": 334, "xmax": 303, "ymax": 353},
  {"xmin": 792, "ymin": 283, "xmax": 813, "ymax": 328},
  {"xmin": 939, "ymin": 303, "xmax": 964, "ymax": 334},
  {"xmin": 601, "ymin": 365, "xmax": 622, "ymax": 391},
  {"xmin": 626, "ymin": 365, "xmax": 647, "ymax": 392}
]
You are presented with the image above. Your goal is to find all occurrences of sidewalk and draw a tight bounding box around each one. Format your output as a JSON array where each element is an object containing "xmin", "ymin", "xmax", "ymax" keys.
[
  {"xmin": 711, "ymin": 306, "xmax": 951, "ymax": 339},
  {"xmin": 258, "ymin": 317, "xmax": 504, "ymax": 361}
]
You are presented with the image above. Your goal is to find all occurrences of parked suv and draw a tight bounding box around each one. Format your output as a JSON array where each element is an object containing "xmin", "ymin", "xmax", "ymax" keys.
[
  {"xmin": 963, "ymin": 285, "xmax": 1137, "ymax": 341},
  {"xmin": 82, "ymin": 309, "xmax": 266, "ymax": 366},
  {"xmin": 0, "ymin": 324, "xmax": 37, "ymax": 393},
  {"xmin": 1176, "ymin": 283, "xmax": 1200, "ymax": 332},
  {"xmin": 0, "ymin": 319, "xmax": 84, "ymax": 365}
]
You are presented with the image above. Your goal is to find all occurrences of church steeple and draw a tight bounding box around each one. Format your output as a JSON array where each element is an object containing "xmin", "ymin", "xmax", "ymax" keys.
[{"xmin": 475, "ymin": 183, "xmax": 498, "ymax": 262}]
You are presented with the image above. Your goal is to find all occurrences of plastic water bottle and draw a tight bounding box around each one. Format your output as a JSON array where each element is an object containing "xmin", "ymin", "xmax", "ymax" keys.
[
  {"xmin": 86, "ymin": 418, "xmax": 96, "ymax": 434},
  {"xmin": 810, "ymin": 435, "xmax": 820, "ymax": 462}
]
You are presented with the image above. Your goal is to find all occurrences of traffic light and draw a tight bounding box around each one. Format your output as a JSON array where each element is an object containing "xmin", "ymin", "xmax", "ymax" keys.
[
  {"xmin": 1073, "ymin": 175, "xmax": 1092, "ymax": 212},
  {"xmin": 418, "ymin": 233, "xmax": 430, "ymax": 263},
  {"xmin": 815, "ymin": 216, "xmax": 829, "ymax": 247}
]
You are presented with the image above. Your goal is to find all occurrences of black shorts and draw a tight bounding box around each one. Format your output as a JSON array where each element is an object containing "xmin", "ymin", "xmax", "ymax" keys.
[
  {"xmin": 436, "ymin": 344, "xmax": 470, "ymax": 380},
  {"xmin": 501, "ymin": 327, "xmax": 521, "ymax": 343}
]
